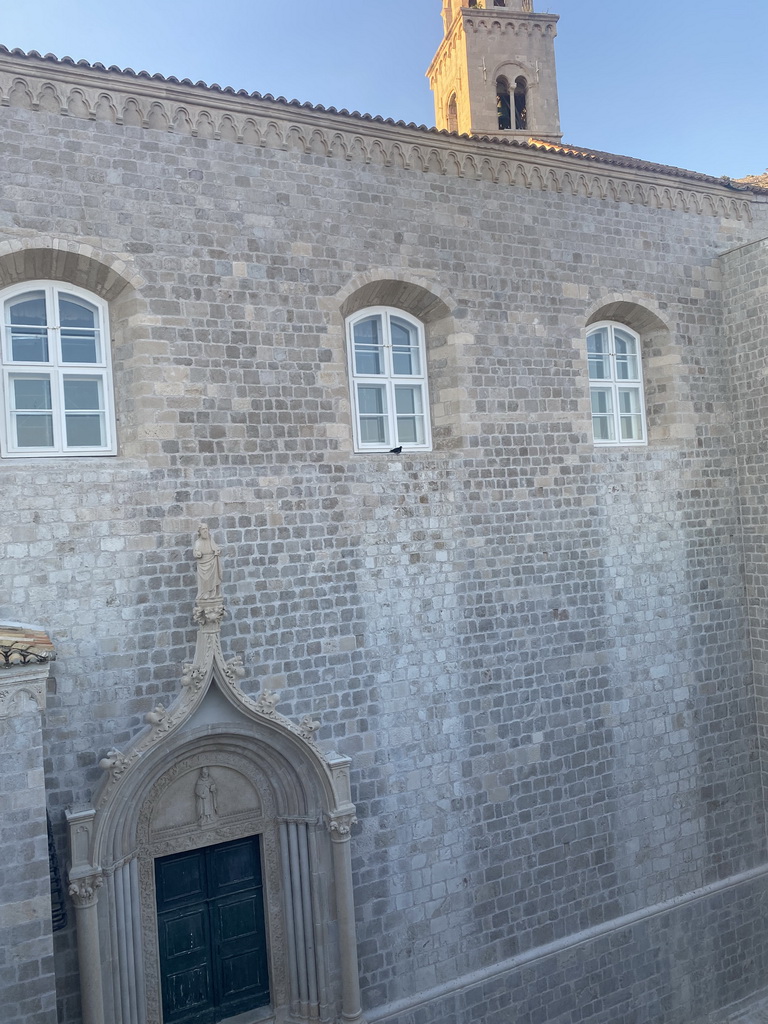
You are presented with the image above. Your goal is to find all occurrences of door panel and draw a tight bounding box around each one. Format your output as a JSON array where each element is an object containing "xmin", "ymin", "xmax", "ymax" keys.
[
  {"xmin": 157, "ymin": 906, "xmax": 214, "ymax": 1024},
  {"xmin": 208, "ymin": 838, "xmax": 261, "ymax": 896},
  {"xmin": 156, "ymin": 836, "xmax": 270, "ymax": 1024}
]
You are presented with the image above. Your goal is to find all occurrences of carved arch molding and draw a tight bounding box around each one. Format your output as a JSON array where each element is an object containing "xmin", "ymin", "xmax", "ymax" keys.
[{"xmin": 69, "ymin": 724, "xmax": 364, "ymax": 1024}]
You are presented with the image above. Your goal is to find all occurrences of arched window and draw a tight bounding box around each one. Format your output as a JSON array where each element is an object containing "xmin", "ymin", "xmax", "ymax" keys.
[
  {"xmin": 514, "ymin": 76, "xmax": 528, "ymax": 130},
  {"xmin": 496, "ymin": 77, "xmax": 512, "ymax": 131},
  {"xmin": 587, "ymin": 322, "xmax": 647, "ymax": 445},
  {"xmin": 0, "ymin": 281, "xmax": 115, "ymax": 456},
  {"xmin": 447, "ymin": 93, "xmax": 458, "ymax": 134},
  {"xmin": 346, "ymin": 307, "xmax": 431, "ymax": 452}
]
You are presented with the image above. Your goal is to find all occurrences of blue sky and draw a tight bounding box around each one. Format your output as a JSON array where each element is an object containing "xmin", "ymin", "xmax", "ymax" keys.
[{"xmin": 3, "ymin": 0, "xmax": 766, "ymax": 179}]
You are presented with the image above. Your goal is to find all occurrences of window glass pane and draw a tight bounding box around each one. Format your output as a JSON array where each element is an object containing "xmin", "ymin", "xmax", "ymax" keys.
[
  {"xmin": 614, "ymin": 330, "xmax": 639, "ymax": 380},
  {"xmin": 65, "ymin": 414, "xmax": 104, "ymax": 447},
  {"xmin": 59, "ymin": 295, "xmax": 100, "ymax": 363},
  {"xmin": 64, "ymin": 378, "xmax": 101, "ymax": 411},
  {"xmin": 15, "ymin": 414, "xmax": 54, "ymax": 448},
  {"xmin": 13, "ymin": 377, "xmax": 52, "ymax": 410},
  {"xmin": 9, "ymin": 292, "xmax": 47, "ymax": 326},
  {"xmin": 10, "ymin": 327, "xmax": 49, "ymax": 362},
  {"xmin": 587, "ymin": 329, "xmax": 610, "ymax": 380},
  {"xmin": 59, "ymin": 295, "xmax": 97, "ymax": 329},
  {"xmin": 395, "ymin": 386, "xmax": 424, "ymax": 445},
  {"xmin": 353, "ymin": 317, "xmax": 384, "ymax": 375},
  {"xmin": 358, "ymin": 386, "xmax": 385, "ymax": 415},
  {"xmin": 391, "ymin": 317, "xmax": 421, "ymax": 376},
  {"xmin": 618, "ymin": 388, "xmax": 643, "ymax": 440},
  {"xmin": 8, "ymin": 292, "xmax": 49, "ymax": 362},
  {"xmin": 591, "ymin": 388, "xmax": 615, "ymax": 441},
  {"xmin": 357, "ymin": 385, "xmax": 388, "ymax": 444},
  {"xmin": 61, "ymin": 329, "xmax": 99, "ymax": 364}
]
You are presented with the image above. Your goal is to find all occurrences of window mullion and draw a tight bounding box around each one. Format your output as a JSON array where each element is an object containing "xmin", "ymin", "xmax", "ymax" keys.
[
  {"xmin": 385, "ymin": 379, "xmax": 395, "ymax": 447},
  {"xmin": 52, "ymin": 367, "xmax": 66, "ymax": 453}
]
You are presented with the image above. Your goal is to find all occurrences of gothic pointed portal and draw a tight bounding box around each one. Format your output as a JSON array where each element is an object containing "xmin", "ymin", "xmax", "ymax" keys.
[
  {"xmin": 427, "ymin": 0, "xmax": 562, "ymax": 142},
  {"xmin": 66, "ymin": 526, "xmax": 368, "ymax": 1024}
]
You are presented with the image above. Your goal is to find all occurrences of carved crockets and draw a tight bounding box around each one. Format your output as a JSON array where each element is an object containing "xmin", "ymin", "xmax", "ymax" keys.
[{"xmin": 96, "ymin": 526, "xmax": 329, "ymax": 794}]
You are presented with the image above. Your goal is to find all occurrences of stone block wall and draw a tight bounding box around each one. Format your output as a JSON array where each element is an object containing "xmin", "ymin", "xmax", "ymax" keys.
[
  {"xmin": 0, "ymin": 668, "xmax": 57, "ymax": 1024},
  {"xmin": 723, "ymin": 237, "xmax": 768, "ymax": 816},
  {"xmin": 0, "ymin": 78, "xmax": 767, "ymax": 1023}
]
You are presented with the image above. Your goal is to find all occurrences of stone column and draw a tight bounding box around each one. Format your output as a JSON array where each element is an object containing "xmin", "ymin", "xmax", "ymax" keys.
[
  {"xmin": 0, "ymin": 660, "xmax": 58, "ymax": 1024},
  {"xmin": 66, "ymin": 808, "xmax": 105, "ymax": 1024},
  {"xmin": 329, "ymin": 813, "xmax": 367, "ymax": 1024},
  {"xmin": 68, "ymin": 874, "xmax": 105, "ymax": 1024}
]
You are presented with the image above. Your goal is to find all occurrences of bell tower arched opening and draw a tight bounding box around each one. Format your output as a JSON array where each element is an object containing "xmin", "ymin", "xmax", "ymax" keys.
[{"xmin": 427, "ymin": 0, "xmax": 562, "ymax": 141}]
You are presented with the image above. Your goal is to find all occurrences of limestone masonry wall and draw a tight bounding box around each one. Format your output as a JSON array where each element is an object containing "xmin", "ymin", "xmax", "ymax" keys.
[{"xmin": 1, "ymin": 76, "xmax": 768, "ymax": 1024}]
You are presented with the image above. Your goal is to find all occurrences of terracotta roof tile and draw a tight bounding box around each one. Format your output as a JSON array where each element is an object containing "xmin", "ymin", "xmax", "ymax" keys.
[
  {"xmin": 0, "ymin": 624, "xmax": 55, "ymax": 667},
  {"xmin": 736, "ymin": 171, "xmax": 768, "ymax": 190}
]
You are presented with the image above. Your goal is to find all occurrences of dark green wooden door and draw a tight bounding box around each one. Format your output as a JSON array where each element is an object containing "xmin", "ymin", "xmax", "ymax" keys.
[{"xmin": 156, "ymin": 837, "xmax": 270, "ymax": 1024}]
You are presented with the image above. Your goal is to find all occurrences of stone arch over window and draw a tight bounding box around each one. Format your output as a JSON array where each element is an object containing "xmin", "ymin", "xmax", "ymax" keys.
[
  {"xmin": 336, "ymin": 274, "xmax": 462, "ymax": 451},
  {"xmin": 0, "ymin": 244, "xmax": 150, "ymax": 457},
  {"xmin": 587, "ymin": 298, "xmax": 692, "ymax": 443}
]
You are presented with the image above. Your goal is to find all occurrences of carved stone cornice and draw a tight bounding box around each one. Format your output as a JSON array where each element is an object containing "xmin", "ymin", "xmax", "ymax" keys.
[
  {"xmin": 0, "ymin": 50, "xmax": 757, "ymax": 221},
  {"xmin": 68, "ymin": 872, "xmax": 103, "ymax": 909}
]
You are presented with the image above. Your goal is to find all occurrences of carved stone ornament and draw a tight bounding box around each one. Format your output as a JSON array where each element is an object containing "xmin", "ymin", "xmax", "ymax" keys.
[
  {"xmin": 328, "ymin": 812, "xmax": 359, "ymax": 838},
  {"xmin": 0, "ymin": 680, "xmax": 45, "ymax": 717},
  {"xmin": 192, "ymin": 601, "xmax": 226, "ymax": 627},
  {"xmin": 299, "ymin": 715, "xmax": 321, "ymax": 742},
  {"xmin": 68, "ymin": 872, "xmax": 103, "ymax": 908}
]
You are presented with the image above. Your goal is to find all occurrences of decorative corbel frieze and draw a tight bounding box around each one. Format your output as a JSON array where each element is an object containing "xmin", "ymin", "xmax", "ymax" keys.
[{"xmin": 0, "ymin": 54, "xmax": 754, "ymax": 221}]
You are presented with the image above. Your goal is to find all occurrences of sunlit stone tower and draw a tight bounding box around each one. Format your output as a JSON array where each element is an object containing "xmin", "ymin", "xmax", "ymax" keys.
[{"xmin": 427, "ymin": 0, "xmax": 562, "ymax": 142}]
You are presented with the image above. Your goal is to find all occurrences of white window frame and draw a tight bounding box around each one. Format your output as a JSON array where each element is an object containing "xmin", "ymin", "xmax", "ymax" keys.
[
  {"xmin": 587, "ymin": 321, "xmax": 647, "ymax": 447},
  {"xmin": 0, "ymin": 280, "xmax": 116, "ymax": 458},
  {"xmin": 346, "ymin": 306, "xmax": 432, "ymax": 453}
]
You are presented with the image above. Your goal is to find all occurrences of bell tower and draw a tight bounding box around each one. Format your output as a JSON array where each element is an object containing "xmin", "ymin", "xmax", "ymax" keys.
[{"xmin": 427, "ymin": 0, "xmax": 562, "ymax": 143}]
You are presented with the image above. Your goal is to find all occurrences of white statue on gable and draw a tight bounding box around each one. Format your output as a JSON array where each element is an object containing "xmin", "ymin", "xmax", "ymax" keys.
[{"xmin": 193, "ymin": 523, "xmax": 222, "ymax": 601}]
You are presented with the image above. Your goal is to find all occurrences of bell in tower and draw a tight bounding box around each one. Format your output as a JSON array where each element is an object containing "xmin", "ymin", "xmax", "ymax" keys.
[{"xmin": 427, "ymin": 0, "xmax": 562, "ymax": 142}]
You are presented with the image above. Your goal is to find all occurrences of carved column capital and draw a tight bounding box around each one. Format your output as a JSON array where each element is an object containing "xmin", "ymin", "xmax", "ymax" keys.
[
  {"xmin": 328, "ymin": 812, "xmax": 358, "ymax": 842},
  {"xmin": 68, "ymin": 872, "xmax": 103, "ymax": 909}
]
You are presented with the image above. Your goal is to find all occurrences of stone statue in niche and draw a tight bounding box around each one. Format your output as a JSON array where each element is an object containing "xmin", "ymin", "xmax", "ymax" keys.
[
  {"xmin": 193, "ymin": 524, "xmax": 222, "ymax": 601},
  {"xmin": 194, "ymin": 767, "xmax": 218, "ymax": 826}
]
